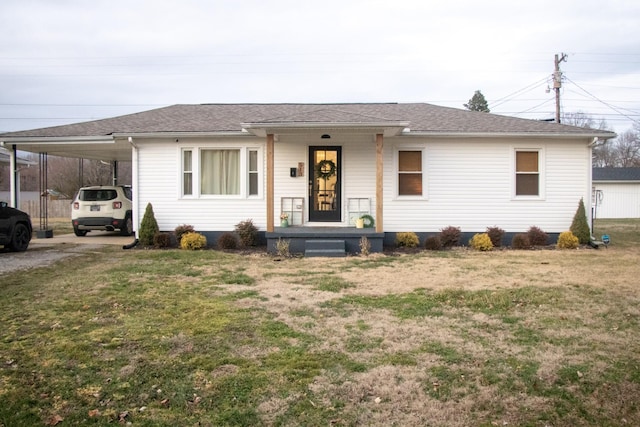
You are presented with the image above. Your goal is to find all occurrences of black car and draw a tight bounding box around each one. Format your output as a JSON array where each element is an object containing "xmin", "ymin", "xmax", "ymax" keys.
[{"xmin": 0, "ymin": 201, "xmax": 33, "ymax": 252}]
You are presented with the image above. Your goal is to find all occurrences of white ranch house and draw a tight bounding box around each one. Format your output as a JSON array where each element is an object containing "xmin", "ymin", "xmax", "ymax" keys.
[{"xmin": 0, "ymin": 103, "xmax": 615, "ymax": 254}]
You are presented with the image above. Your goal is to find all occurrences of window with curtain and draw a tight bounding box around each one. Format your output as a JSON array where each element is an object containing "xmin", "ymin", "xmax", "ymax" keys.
[
  {"xmin": 398, "ymin": 150, "xmax": 423, "ymax": 196},
  {"xmin": 201, "ymin": 149, "xmax": 240, "ymax": 195},
  {"xmin": 515, "ymin": 151, "xmax": 539, "ymax": 196}
]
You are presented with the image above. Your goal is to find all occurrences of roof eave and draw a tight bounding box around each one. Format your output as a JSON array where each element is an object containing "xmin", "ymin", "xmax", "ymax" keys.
[{"xmin": 241, "ymin": 121, "xmax": 409, "ymax": 137}]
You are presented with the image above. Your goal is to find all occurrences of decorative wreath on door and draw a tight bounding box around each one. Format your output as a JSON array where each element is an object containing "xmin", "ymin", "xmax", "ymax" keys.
[{"xmin": 315, "ymin": 159, "xmax": 337, "ymax": 180}]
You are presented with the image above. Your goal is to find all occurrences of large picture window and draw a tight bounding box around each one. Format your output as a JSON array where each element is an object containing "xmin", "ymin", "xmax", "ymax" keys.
[
  {"xmin": 515, "ymin": 150, "xmax": 539, "ymax": 196},
  {"xmin": 398, "ymin": 150, "xmax": 423, "ymax": 196},
  {"xmin": 201, "ymin": 149, "xmax": 240, "ymax": 195},
  {"xmin": 181, "ymin": 147, "xmax": 261, "ymax": 198}
]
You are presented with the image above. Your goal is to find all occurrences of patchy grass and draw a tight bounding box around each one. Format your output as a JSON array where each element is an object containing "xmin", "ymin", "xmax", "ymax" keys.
[{"xmin": 1, "ymin": 222, "xmax": 640, "ymax": 426}]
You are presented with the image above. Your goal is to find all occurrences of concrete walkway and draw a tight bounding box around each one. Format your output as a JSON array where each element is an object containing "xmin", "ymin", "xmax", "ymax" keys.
[{"xmin": 29, "ymin": 231, "xmax": 137, "ymax": 247}]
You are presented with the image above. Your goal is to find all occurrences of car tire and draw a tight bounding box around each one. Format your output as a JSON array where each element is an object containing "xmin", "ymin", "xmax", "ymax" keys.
[
  {"xmin": 120, "ymin": 214, "xmax": 133, "ymax": 236},
  {"xmin": 9, "ymin": 223, "xmax": 30, "ymax": 252},
  {"xmin": 74, "ymin": 227, "xmax": 88, "ymax": 237}
]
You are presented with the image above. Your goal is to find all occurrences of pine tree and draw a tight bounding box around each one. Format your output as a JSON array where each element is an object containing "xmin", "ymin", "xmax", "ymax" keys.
[
  {"xmin": 570, "ymin": 198, "xmax": 591, "ymax": 244},
  {"xmin": 464, "ymin": 90, "xmax": 490, "ymax": 112},
  {"xmin": 139, "ymin": 202, "xmax": 159, "ymax": 246}
]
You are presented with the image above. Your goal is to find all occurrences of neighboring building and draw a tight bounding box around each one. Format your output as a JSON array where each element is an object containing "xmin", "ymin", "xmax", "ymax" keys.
[
  {"xmin": 592, "ymin": 167, "xmax": 640, "ymax": 219},
  {"xmin": 0, "ymin": 103, "xmax": 616, "ymax": 253}
]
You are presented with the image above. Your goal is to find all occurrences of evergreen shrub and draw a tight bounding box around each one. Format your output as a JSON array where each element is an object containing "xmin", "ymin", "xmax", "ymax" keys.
[
  {"xmin": 570, "ymin": 198, "xmax": 591, "ymax": 244},
  {"xmin": 395, "ymin": 232, "xmax": 420, "ymax": 248},
  {"xmin": 139, "ymin": 203, "xmax": 159, "ymax": 246},
  {"xmin": 180, "ymin": 232, "xmax": 207, "ymax": 250},
  {"xmin": 174, "ymin": 224, "xmax": 195, "ymax": 245},
  {"xmin": 470, "ymin": 233, "xmax": 493, "ymax": 251},
  {"xmin": 557, "ymin": 231, "xmax": 580, "ymax": 249}
]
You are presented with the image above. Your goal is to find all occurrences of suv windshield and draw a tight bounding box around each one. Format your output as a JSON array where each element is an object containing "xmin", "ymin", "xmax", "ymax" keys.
[{"xmin": 79, "ymin": 189, "xmax": 117, "ymax": 201}]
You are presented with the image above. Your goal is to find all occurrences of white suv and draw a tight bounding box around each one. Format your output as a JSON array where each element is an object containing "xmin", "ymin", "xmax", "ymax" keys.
[{"xmin": 71, "ymin": 185, "xmax": 133, "ymax": 236}]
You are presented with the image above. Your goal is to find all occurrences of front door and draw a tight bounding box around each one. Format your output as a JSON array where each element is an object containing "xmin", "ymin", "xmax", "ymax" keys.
[{"xmin": 309, "ymin": 146, "xmax": 341, "ymax": 222}]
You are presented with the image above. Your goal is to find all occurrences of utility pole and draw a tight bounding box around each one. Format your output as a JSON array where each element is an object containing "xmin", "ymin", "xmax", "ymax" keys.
[{"xmin": 553, "ymin": 53, "xmax": 568, "ymax": 124}]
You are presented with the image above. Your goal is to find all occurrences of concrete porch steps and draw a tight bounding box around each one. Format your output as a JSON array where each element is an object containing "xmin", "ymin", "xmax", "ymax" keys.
[{"xmin": 304, "ymin": 239, "xmax": 346, "ymax": 257}]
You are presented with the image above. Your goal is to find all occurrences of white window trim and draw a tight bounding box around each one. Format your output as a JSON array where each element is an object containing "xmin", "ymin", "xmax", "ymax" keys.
[
  {"xmin": 178, "ymin": 145, "xmax": 263, "ymax": 200},
  {"xmin": 512, "ymin": 146, "xmax": 545, "ymax": 200},
  {"xmin": 393, "ymin": 146, "xmax": 428, "ymax": 200},
  {"xmin": 180, "ymin": 147, "xmax": 195, "ymax": 198}
]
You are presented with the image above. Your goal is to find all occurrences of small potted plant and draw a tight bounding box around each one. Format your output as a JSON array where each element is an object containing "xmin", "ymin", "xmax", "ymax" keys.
[{"xmin": 280, "ymin": 212, "xmax": 289, "ymax": 227}]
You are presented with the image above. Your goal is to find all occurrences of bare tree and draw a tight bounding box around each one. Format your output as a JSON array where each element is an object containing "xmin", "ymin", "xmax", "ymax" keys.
[{"xmin": 614, "ymin": 129, "xmax": 640, "ymax": 167}]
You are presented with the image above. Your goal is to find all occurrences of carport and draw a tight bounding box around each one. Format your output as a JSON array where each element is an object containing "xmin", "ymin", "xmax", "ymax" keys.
[{"xmin": 0, "ymin": 134, "xmax": 135, "ymax": 237}]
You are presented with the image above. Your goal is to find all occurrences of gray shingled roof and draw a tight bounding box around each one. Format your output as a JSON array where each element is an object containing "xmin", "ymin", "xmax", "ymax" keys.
[
  {"xmin": 0, "ymin": 103, "xmax": 616, "ymax": 138},
  {"xmin": 593, "ymin": 167, "xmax": 640, "ymax": 181}
]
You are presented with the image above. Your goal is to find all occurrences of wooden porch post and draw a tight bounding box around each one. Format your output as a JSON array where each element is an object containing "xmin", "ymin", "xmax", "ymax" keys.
[
  {"xmin": 376, "ymin": 133, "xmax": 384, "ymax": 233},
  {"xmin": 266, "ymin": 133, "xmax": 275, "ymax": 232}
]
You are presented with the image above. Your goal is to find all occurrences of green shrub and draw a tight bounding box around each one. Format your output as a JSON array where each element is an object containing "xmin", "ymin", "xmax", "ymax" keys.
[
  {"xmin": 527, "ymin": 226, "xmax": 548, "ymax": 246},
  {"xmin": 486, "ymin": 226, "xmax": 505, "ymax": 247},
  {"xmin": 424, "ymin": 235, "xmax": 442, "ymax": 250},
  {"xmin": 440, "ymin": 226, "xmax": 461, "ymax": 249},
  {"xmin": 139, "ymin": 203, "xmax": 159, "ymax": 246},
  {"xmin": 570, "ymin": 198, "xmax": 591, "ymax": 244},
  {"xmin": 512, "ymin": 233, "xmax": 530, "ymax": 249},
  {"xmin": 395, "ymin": 232, "xmax": 419, "ymax": 248},
  {"xmin": 235, "ymin": 219, "xmax": 258, "ymax": 247},
  {"xmin": 153, "ymin": 232, "xmax": 172, "ymax": 248},
  {"xmin": 180, "ymin": 232, "xmax": 207, "ymax": 250},
  {"xmin": 174, "ymin": 224, "xmax": 195, "ymax": 244},
  {"xmin": 217, "ymin": 232, "xmax": 239, "ymax": 250},
  {"xmin": 557, "ymin": 231, "xmax": 580, "ymax": 249},
  {"xmin": 470, "ymin": 233, "xmax": 493, "ymax": 251}
]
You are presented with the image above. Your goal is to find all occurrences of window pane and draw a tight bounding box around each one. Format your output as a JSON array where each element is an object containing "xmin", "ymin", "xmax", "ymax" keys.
[
  {"xmin": 183, "ymin": 173, "xmax": 193, "ymax": 195},
  {"xmin": 516, "ymin": 151, "xmax": 538, "ymax": 172},
  {"xmin": 399, "ymin": 151, "xmax": 422, "ymax": 172},
  {"xmin": 249, "ymin": 150, "xmax": 258, "ymax": 171},
  {"xmin": 399, "ymin": 173, "xmax": 422, "ymax": 196},
  {"xmin": 516, "ymin": 174, "xmax": 539, "ymax": 195},
  {"xmin": 249, "ymin": 173, "xmax": 258, "ymax": 196},
  {"xmin": 201, "ymin": 149, "xmax": 240, "ymax": 195},
  {"xmin": 183, "ymin": 150, "xmax": 192, "ymax": 171}
]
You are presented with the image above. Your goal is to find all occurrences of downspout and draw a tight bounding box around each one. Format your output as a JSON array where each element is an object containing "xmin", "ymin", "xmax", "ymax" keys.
[{"xmin": 124, "ymin": 136, "xmax": 140, "ymax": 249}]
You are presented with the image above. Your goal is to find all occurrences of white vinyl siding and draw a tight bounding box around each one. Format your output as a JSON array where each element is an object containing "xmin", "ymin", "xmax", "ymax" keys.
[
  {"xmin": 384, "ymin": 138, "xmax": 590, "ymax": 233},
  {"xmin": 593, "ymin": 182, "xmax": 640, "ymax": 218},
  {"xmin": 137, "ymin": 138, "xmax": 266, "ymax": 232}
]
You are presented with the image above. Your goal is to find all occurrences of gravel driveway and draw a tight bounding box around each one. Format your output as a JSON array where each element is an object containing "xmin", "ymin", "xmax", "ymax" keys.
[{"xmin": 1, "ymin": 232, "xmax": 134, "ymax": 274}]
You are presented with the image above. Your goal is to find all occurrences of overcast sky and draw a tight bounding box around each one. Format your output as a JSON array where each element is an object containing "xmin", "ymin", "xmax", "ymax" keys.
[{"xmin": 1, "ymin": 0, "xmax": 638, "ymax": 134}]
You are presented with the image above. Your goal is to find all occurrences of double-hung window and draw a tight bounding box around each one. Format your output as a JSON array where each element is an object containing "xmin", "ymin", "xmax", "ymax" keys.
[
  {"xmin": 515, "ymin": 150, "xmax": 540, "ymax": 197},
  {"xmin": 182, "ymin": 149, "xmax": 193, "ymax": 196},
  {"xmin": 397, "ymin": 149, "xmax": 424, "ymax": 197}
]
